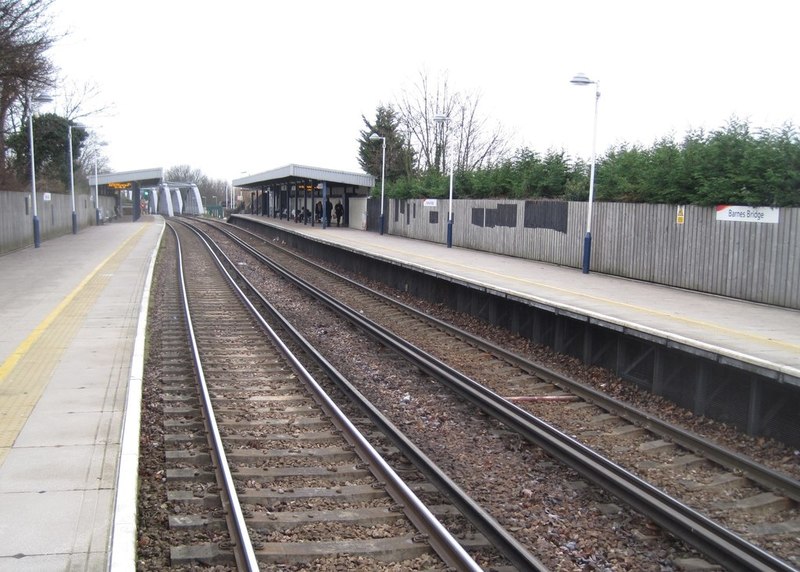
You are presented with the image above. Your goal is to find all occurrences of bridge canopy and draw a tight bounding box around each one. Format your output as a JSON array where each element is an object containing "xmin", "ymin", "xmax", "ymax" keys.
[{"xmin": 88, "ymin": 167, "xmax": 164, "ymax": 188}]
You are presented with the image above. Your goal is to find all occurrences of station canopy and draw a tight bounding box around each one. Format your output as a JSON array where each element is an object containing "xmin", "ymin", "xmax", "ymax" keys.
[
  {"xmin": 88, "ymin": 167, "xmax": 164, "ymax": 189},
  {"xmin": 233, "ymin": 164, "xmax": 374, "ymax": 193}
]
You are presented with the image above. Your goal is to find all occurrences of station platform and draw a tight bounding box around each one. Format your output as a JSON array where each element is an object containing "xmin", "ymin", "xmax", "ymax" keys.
[
  {"xmin": 0, "ymin": 217, "xmax": 163, "ymax": 571},
  {"xmin": 233, "ymin": 214, "xmax": 800, "ymax": 385}
]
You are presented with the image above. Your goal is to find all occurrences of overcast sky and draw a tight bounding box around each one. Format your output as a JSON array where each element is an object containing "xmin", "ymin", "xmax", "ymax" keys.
[{"xmin": 47, "ymin": 0, "xmax": 799, "ymax": 183}]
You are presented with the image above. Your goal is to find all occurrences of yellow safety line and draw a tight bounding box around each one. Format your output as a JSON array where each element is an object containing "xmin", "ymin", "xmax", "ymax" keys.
[
  {"xmin": 338, "ymin": 237, "xmax": 800, "ymax": 353},
  {"xmin": 0, "ymin": 226, "xmax": 148, "ymax": 466}
]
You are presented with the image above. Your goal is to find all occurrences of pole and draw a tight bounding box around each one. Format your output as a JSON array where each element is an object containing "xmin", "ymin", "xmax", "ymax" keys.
[
  {"xmin": 379, "ymin": 136, "xmax": 386, "ymax": 235},
  {"xmin": 28, "ymin": 99, "xmax": 41, "ymax": 248},
  {"xmin": 582, "ymin": 83, "xmax": 599, "ymax": 274},
  {"xmin": 68, "ymin": 126, "xmax": 77, "ymax": 234},
  {"xmin": 94, "ymin": 160, "xmax": 101, "ymax": 225},
  {"xmin": 446, "ymin": 164, "xmax": 453, "ymax": 248},
  {"xmin": 433, "ymin": 113, "xmax": 453, "ymax": 248},
  {"xmin": 322, "ymin": 181, "xmax": 329, "ymax": 229}
]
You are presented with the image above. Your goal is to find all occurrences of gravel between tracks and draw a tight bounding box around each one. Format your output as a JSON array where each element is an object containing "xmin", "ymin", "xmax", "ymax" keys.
[
  {"xmin": 138, "ymin": 226, "xmax": 800, "ymax": 571},
  {"xmin": 227, "ymin": 237, "xmax": 698, "ymax": 571}
]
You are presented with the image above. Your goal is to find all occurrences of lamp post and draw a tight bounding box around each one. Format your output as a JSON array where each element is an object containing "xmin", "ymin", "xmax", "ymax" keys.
[
  {"xmin": 94, "ymin": 159, "xmax": 100, "ymax": 225},
  {"xmin": 68, "ymin": 123, "xmax": 86, "ymax": 234},
  {"xmin": 27, "ymin": 93, "xmax": 53, "ymax": 248},
  {"xmin": 369, "ymin": 133, "xmax": 386, "ymax": 235},
  {"xmin": 433, "ymin": 113, "xmax": 454, "ymax": 248},
  {"xmin": 570, "ymin": 72, "xmax": 600, "ymax": 274},
  {"xmin": 92, "ymin": 142, "xmax": 107, "ymax": 225}
]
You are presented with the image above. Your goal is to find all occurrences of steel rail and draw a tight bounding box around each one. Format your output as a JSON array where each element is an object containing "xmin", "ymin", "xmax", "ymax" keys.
[
  {"xmin": 177, "ymin": 220, "xmax": 488, "ymax": 572},
  {"xmin": 348, "ymin": 280, "xmax": 800, "ymax": 502},
  {"xmin": 197, "ymin": 220, "xmax": 547, "ymax": 571},
  {"xmin": 205, "ymin": 220, "xmax": 796, "ymax": 572},
  {"xmin": 170, "ymin": 224, "xmax": 260, "ymax": 571},
  {"xmin": 212, "ymin": 217, "xmax": 800, "ymax": 503}
]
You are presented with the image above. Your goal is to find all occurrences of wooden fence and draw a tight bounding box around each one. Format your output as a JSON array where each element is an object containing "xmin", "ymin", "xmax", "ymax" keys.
[
  {"xmin": 0, "ymin": 190, "xmax": 116, "ymax": 255},
  {"xmin": 361, "ymin": 198, "xmax": 799, "ymax": 309}
]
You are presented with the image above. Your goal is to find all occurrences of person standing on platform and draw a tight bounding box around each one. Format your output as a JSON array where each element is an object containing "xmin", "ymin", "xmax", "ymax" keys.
[
  {"xmin": 325, "ymin": 199, "xmax": 333, "ymax": 225},
  {"xmin": 334, "ymin": 201, "xmax": 344, "ymax": 227},
  {"xmin": 315, "ymin": 201, "xmax": 323, "ymax": 223}
]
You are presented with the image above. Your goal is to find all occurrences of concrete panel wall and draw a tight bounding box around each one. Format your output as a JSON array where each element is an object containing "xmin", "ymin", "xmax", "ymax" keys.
[
  {"xmin": 385, "ymin": 198, "xmax": 799, "ymax": 309},
  {"xmin": 0, "ymin": 190, "xmax": 117, "ymax": 255}
]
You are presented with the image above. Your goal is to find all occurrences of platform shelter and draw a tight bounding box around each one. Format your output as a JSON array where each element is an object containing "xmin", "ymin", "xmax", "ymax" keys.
[{"xmin": 233, "ymin": 164, "xmax": 374, "ymax": 228}]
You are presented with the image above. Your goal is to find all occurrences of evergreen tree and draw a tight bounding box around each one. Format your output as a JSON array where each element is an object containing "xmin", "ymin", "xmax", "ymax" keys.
[
  {"xmin": 357, "ymin": 105, "xmax": 414, "ymax": 182},
  {"xmin": 7, "ymin": 113, "xmax": 87, "ymax": 189}
]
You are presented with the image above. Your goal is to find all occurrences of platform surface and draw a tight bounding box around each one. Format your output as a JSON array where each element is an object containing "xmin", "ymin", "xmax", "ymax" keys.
[
  {"xmin": 235, "ymin": 214, "xmax": 800, "ymax": 383},
  {"xmin": 0, "ymin": 217, "xmax": 163, "ymax": 571}
]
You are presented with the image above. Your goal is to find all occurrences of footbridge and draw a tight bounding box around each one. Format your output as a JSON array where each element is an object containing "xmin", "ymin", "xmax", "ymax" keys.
[{"xmin": 89, "ymin": 168, "xmax": 205, "ymax": 219}]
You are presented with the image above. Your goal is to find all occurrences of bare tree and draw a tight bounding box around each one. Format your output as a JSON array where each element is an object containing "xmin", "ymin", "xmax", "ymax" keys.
[
  {"xmin": 396, "ymin": 69, "xmax": 509, "ymax": 174},
  {"xmin": 397, "ymin": 70, "xmax": 456, "ymax": 173},
  {"xmin": 0, "ymin": 0, "xmax": 58, "ymax": 184},
  {"xmin": 165, "ymin": 164, "xmax": 228, "ymax": 205},
  {"xmin": 60, "ymin": 79, "xmax": 113, "ymax": 123},
  {"xmin": 452, "ymin": 90, "xmax": 510, "ymax": 171},
  {"xmin": 76, "ymin": 131, "xmax": 110, "ymax": 178},
  {"xmin": 165, "ymin": 164, "xmax": 206, "ymax": 184}
]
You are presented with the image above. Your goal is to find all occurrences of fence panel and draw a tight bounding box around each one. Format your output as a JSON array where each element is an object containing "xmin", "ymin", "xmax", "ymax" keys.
[{"xmin": 383, "ymin": 198, "xmax": 798, "ymax": 309}]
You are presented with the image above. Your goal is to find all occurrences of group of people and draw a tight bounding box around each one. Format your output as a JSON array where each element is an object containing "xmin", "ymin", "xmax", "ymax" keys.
[{"xmin": 293, "ymin": 199, "xmax": 345, "ymax": 227}]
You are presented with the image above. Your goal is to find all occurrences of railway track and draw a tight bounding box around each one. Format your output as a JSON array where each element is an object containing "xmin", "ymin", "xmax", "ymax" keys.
[
  {"xmin": 191, "ymin": 216, "xmax": 799, "ymax": 571},
  {"xmin": 140, "ymin": 221, "xmax": 512, "ymax": 570}
]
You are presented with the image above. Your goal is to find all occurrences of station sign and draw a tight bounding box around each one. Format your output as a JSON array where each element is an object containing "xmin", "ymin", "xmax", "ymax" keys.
[{"xmin": 715, "ymin": 205, "xmax": 779, "ymax": 224}]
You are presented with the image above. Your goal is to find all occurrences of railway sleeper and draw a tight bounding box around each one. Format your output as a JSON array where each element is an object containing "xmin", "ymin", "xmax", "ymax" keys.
[
  {"xmin": 211, "ymin": 416, "xmax": 331, "ymax": 429},
  {"xmin": 710, "ymin": 492, "xmax": 794, "ymax": 515},
  {"xmin": 166, "ymin": 447, "xmax": 362, "ymax": 465},
  {"xmin": 681, "ymin": 473, "xmax": 751, "ymax": 493},
  {"xmin": 637, "ymin": 438, "xmax": 678, "ymax": 454},
  {"xmin": 603, "ymin": 424, "xmax": 647, "ymax": 441},
  {"xmin": 170, "ymin": 533, "xmax": 451, "ymax": 566},
  {"xmin": 169, "ymin": 504, "xmax": 460, "ymax": 531},
  {"xmin": 167, "ymin": 464, "xmax": 372, "ymax": 482},
  {"xmin": 167, "ymin": 485, "xmax": 388, "ymax": 505},
  {"xmin": 636, "ymin": 453, "xmax": 710, "ymax": 470}
]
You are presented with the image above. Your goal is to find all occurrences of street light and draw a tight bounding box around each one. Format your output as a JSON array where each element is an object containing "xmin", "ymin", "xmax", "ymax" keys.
[
  {"xmin": 433, "ymin": 113, "xmax": 454, "ymax": 248},
  {"xmin": 369, "ymin": 132, "xmax": 386, "ymax": 235},
  {"xmin": 570, "ymin": 72, "xmax": 600, "ymax": 274},
  {"xmin": 68, "ymin": 123, "xmax": 86, "ymax": 235},
  {"xmin": 93, "ymin": 142, "xmax": 107, "ymax": 225},
  {"xmin": 27, "ymin": 93, "xmax": 53, "ymax": 248}
]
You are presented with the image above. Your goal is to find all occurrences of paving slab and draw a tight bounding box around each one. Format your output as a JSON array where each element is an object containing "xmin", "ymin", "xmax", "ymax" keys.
[{"xmin": 0, "ymin": 217, "xmax": 163, "ymax": 571}]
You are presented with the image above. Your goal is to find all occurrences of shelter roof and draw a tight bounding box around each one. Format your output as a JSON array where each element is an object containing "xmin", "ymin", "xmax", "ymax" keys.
[{"xmin": 233, "ymin": 164, "xmax": 374, "ymax": 189}]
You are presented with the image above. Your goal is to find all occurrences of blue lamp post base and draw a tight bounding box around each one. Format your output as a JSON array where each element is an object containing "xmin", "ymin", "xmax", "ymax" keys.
[
  {"xmin": 446, "ymin": 218, "xmax": 453, "ymax": 248},
  {"xmin": 582, "ymin": 232, "xmax": 592, "ymax": 274},
  {"xmin": 72, "ymin": 211, "xmax": 78, "ymax": 234},
  {"xmin": 33, "ymin": 216, "xmax": 41, "ymax": 248}
]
